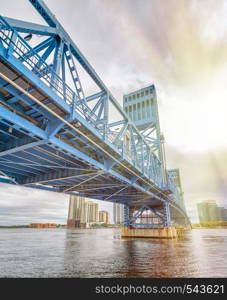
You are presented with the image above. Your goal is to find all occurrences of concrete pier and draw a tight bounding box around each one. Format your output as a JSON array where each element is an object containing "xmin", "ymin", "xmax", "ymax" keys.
[{"xmin": 121, "ymin": 227, "xmax": 187, "ymax": 239}]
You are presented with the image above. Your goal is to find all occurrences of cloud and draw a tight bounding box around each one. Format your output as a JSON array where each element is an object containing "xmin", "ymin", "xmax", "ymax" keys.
[
  {"xmin": 166, "ymin": 146, "xmax": 227, "ymax": 221},
  {"xmin": 0, "ymin": 183, "xmax": 69, "ymax": 225},
  {"xmin": 0, "ymin": 183, "xmax": 114, "ymax": 225}
]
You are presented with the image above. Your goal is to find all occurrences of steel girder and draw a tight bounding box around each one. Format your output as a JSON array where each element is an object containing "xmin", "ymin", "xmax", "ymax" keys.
[{"xmin": 124, "ymin": 204, "xmax": 166, "ymax": 227}]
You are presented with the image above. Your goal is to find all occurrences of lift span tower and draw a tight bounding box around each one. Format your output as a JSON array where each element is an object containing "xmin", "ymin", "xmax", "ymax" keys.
[{"xmin": 0, "ymin": 0, "xmax": 190, "ymax": 235}]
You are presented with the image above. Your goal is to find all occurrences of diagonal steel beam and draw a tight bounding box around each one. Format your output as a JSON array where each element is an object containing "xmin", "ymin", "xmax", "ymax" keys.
[
  {"xmin": 24, "ymin": 171, "xmax": 99, "ymax": 185},
  {"xmin": 144, "ymin": 205, "xmax": 164, "ymax": 221},
  {"xmin": 0, "ymin": 140, "xmax": 48, "ymax": 157},
  {"xmin": 2, "ymin": 17, "xmax": 57, "ymax": 36},
  {"xmin": 63, "ymin": 171, "xmax": 103, "ymax": 192},
  {"xmin": 103, "ymin": 184, "xmax": 129, "ymax": 201},
  {"xmin": 0, "ymin": 170, "xmax": 18, "ymax": 184},
  {"xmin": 77, "ymin": 184, "xmax": 125, "ymax": 192}
]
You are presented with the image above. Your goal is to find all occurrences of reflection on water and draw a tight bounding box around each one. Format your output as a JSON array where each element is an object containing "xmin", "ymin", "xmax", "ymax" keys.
[{"xmin": 0, "ymin": 228, "xmax": 226, "ymax": 277}]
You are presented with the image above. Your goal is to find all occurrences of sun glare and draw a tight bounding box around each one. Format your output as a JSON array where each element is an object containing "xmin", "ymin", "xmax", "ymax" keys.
[{"xmin": 162, "ymin": 89, "xmax": 227, "ymax": 153}]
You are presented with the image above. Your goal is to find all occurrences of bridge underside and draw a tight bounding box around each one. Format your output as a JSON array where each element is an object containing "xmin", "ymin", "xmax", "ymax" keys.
[
  {"xmin": 0, "ymin": 55, "xmax": 189, "ymax": 227},
  {"xmin": 0, "ymin": 58, "xmax": 166, "ymax": 208}
]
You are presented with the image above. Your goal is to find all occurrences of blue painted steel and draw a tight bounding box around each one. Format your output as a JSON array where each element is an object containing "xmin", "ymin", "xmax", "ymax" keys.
[
  {"xmin": 0, "ymin": 0, "xmax": 190, "ymax": 227},
  {"xmin": 2, "ymin": 17, "xmax": 57, "ymax": 36}
]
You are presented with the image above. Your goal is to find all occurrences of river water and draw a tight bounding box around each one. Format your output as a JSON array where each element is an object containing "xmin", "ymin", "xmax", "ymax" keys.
[{"xmin": 0, "ymin": 228, "xmax": 226, "ymax": 277}]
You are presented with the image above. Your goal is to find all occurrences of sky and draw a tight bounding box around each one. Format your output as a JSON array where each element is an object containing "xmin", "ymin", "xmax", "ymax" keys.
[{"xmin": 0, "ymin": 0, "xmax": 227, "ymax": 224}]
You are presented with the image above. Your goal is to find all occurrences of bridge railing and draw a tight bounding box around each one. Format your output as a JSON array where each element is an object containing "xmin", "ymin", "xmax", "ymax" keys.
[
  {"xmin": 0, "ymin": 16, "xmax": 75, "ymax": 105},
  {"xmin": 0, "ymin": 16, "xmax": 103, "ymax": 124}
]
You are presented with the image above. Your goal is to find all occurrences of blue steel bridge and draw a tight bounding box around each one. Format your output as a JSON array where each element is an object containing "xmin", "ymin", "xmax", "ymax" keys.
[{"xmin": 0, "ymin": 0, "xmax": 189, "ymax": 227}]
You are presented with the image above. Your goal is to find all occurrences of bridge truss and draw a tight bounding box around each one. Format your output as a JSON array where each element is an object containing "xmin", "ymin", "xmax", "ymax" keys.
[{"xmin": 0, "ymin": 0, "xmax": 190, "ymax": 227}]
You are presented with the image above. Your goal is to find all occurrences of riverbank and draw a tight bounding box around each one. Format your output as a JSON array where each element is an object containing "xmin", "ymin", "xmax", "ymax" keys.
[
  {"xmin": 192, "ymin": 222, "xmax": 227, "ymax": 229},
  {"xmin": 0, "ymin": 224, "xmax": 120, "ymax": 229},
  {"xmin": 193, "ymin": 226, "xmax": 227, "ymax": 229},
  {"xmin": 0, "ymin": 225, "xmax": 29, "ymax": 228}
]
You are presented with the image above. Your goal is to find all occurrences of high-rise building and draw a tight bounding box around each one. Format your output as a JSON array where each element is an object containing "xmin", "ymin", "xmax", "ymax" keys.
[
  {"xmin": 67, "ymin": 195, "xmax": 85, "ymax": 227},
  {"xmin": 81, "ymin": 201, "xmax": 89, "ymax": 224},
  {"xmin": 223, "ymin": 208, "xmax": 227, "ymax": 221},
  {"xmin": 87, "ymin": 201, "xmax": 99, "ymax": 223},
  {"xmin": 113, "ymin": 203, "xmax": 124, "ymax": 224},
  {"xmin": 217, "ymin": 207, "xmax": 227, "ymax": 222},
  {"xmin": 197, "ymin": 200, "xmax": 226, "ymax": 223},
  {"xmin": 197, "ymin": 200, "xmax": 215, "ymax": 223},
  {"xmin": 67, "ymin": 196, "xmax": 99, "ymax": 227},
  {"xmin": 99, "ymin": 210, "xmax": 109, "ymax": 224}
]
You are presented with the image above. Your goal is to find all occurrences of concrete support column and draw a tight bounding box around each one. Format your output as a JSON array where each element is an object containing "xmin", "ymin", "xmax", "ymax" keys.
[{"xmin": 121, "ymin": 226, "xmax": 179, "ymax": 239}]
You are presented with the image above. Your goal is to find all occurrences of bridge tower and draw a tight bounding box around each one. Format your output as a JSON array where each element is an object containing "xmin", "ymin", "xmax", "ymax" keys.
[
  {"xmin": 123, "ymin": 85, "xmax": 172, "ymax": 229},
  {"xmin": 123, "ymin": 85, "xmax": 166, "ymax": 183}
]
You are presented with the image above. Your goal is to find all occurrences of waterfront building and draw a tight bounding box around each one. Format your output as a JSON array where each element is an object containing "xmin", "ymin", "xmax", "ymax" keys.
[
  {"xmin": 216, "ymin": 206, "xmax": 223, "ymax": 221},
  {"xmin": 29, "ymin": 223, "xmax": 57, "ymax": 228},
  {"xmin": 67, "ymin": 195, "xmax": 85, "ymax": 227},
  {"xmin": 67, "ymin": 196, "xmax": 99, "ymax": 227},
  {"xmin": 197, "ymin": 200, "xmax": 216, "ymax": 223},
  {"xmin": 113, "ymin": 203, "xmax": 124, "ymax": 224},
  {"xmin": 197, "ymin": 200, "xmax": 227, "ymax": 223},
  {"xmin": 99, "ymin": 210, "xmax": 109, "ymax": 224},
  {"xmin": 218, "ymin": 207, "xmax": 227, "ymax": 222},
  {"xmin": 87, "ymin": 201, "xmax": 99, "ymax": 223},
  {"xmin": 74, "ymin": 196, "xmax": 86, "ymax": 221},
  {"xmin": 223, "ymin": 208, "xmax": 227, "ymax": 221},
  {"xmin": 81, "ymin": 201, "xmax": 89, "ymax": 225}
]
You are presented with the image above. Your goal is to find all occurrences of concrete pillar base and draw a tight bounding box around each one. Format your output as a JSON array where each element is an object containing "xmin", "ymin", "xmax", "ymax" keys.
[{"xmin": 121, "ymin": 226, "xmax": 185, "ymax": 239}]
